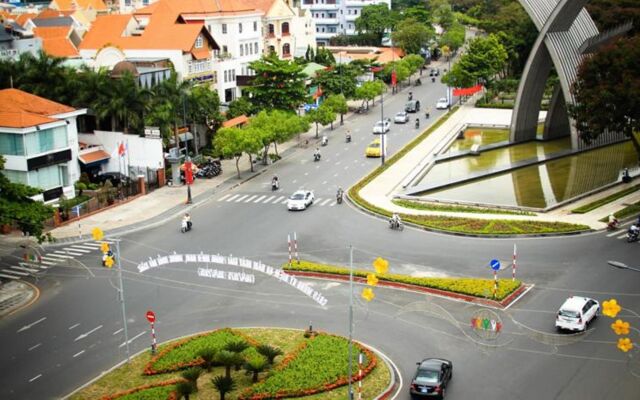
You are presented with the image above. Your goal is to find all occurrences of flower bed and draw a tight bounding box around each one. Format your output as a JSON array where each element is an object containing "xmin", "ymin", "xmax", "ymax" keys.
[
  {"xmin": 100, "ymin": 379, "xmax": 184, "ymax": 400},
  {"xmin": 238, "ymin": 333, "xmax": 376, "ymax": 399},
  {"xmin": 144, "ymin": 328, "xmax": 260, "ymax": 375},
  {"xmin": 283, "ymin": 260, "xmax": 521, "ymax": 301}
]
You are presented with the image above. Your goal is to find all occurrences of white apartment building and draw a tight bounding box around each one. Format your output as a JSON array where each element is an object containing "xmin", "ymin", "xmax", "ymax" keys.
[{"xmin": 299, "ymin": 0, "xmax": 391, "ymax": 45}]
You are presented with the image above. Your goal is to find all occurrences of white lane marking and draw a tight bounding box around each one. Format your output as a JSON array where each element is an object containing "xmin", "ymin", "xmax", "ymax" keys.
[
  {"xmin": 281, "ymin": 198, "xmax": 289, "ymax": 204},
  {"xmin": 13, "ymin": 265, "xmax": 39, "ymax": 273},
  {"xmin": 80, "ymin": 242, "xmax": 102, "ymax": 248},
  {"xmin": 253, "ymin": 195, "xmax": 267, "ymax": 203},
  {"xmin": 234, "ymin": 194, "xmax": 249, "ymax": 202},
  {"xmin": 73, "ymin": 350, "xmax": 85, "ymax": 358},
  {"xmin": 325, "ymin": 159, "xmax": 330, "ymax": 162},
  {"xmin": 69, "ymin": 244, "xmax": 97, "ymax": 251},
  {"xmin": 20, "ymin": 262, "xmax": 45, "ymax": 270},
  {"xmin": 113, "ymin": 328, "xmax": 124, "ymax": 335},
  {"xmin": 304, "ymin": 172, "xmax": 308, "ymax": 176},
  {"xmin": 45, "ymin": 253, "xmax": 74, "ymax": 259},
  {"xmin": 329, "ymin": 201, "xmax": 337, "ymax": 206},
  {"xmin": 17, "ymin": 317, "xmax": 47, "ymax": 333},
  {"xmin": 68, "ymin": 323, "xmax": 80, "ymax": 330},
  {"xmin": 39, "ymin": 260, "xmax": 57, "ymax": 266},
  {"xmin": 292, "ymin": 179, "xmax": 297, "ymax": 184},
  {"xmin": 243, "ymin": 195, "xmax": 258, "ymax": 203},
  {"xmin": 333, "ymin": 173, "xmax": 338, "ymax": 177},
  {"xmin": 54, "ymin": 250, "xmax": 84, "ymax": 256},
  {"xmin": 225, "ymin": 194, "xmax": 240, "ymax": 202},
  {"xmin": 335, "ymin": 161, "xmax": 341, "ymax": 165},
  {"xmin": 353, "ymin": 159, "xmax": 358, "ymax": 163},
  {"xmin": 320, "ymin": 198, "xmax": 332, "ymax": 206},
  {"xmin": 272, "ymin": 196, "xmax": 285, "ymax": 204},
  {"xmin": 119, "ymin": 331, "xmax": 146, "ymax": 348},
  {"xmin": 28, "ymin": 343, "xmax": 41, "ymax": 351},
  {"xmin": 617, "ymin": 233, "xmax": 627, "ymax": 239},
  {"xmin": 63, "ymin": 247, "xmax": 94, "ymax": 254},
  {"xmin": 74, "ymin": 325, "xmax": 103, "ymax": 341},
  {"xmin": 8, "ymin": 268, "xmax": 29, "ymax": 276},
  {"xmin": 0, "ymin": 273, "xmax": 19, "ymax": 280},
  {"xmin": 606, "ymin": 230, "xmax": 623, "ymax": 237},
  {"xmin": 322, "ymin": 181, "xmax": 327, "ymax": 185},
  {"xmin": 218, "ymin": 193, "xmax": 232, "ymax": 201},
  {"xmin": 335, "ymin": 153, "xmax": 340, "ymax": 157},
  {"xmin": 361, "ymin": 163, "xmax": 366, "ymax": 167},
  {"xmin": 28, "ymin": 374, "xmax": 42, "ymax": 382},
  {"xmin": 262, "ymin": 195, "xmax": 276, "ymax": 203},
  {"xmin": 41, "ymin": 255, "xmax": 65, "ymax": 262},
  {"xmin": 344, "ymin": 166, "xmax": 349, "ymax": 170}
]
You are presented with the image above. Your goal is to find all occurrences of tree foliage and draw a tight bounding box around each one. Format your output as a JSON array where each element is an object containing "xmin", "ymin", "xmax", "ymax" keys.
[
  {"xmin": 227, "ymin": 97, "xmax": 255, "ymax": 119},
  {"xmin": 0, "ymin": 156, "xmax": 54, "ymax": 242},
  {"xmin": 439, "ymin": 21, "xmax": 466, "ymax": 52},
  {"xmin": 391, "ymin": 17, "xmax": 435, "ymax": 55},
  {"xmin": 354, "ymin": 79, "xmax": 385, "ymax": 108},
  {"xmin": 314, "ymin": 47, "xmax": 336, "ymax": 66},
  {"xmin": 355, "ymin": 3, "xmax": 396, "ymax": 43},
  {"xmin": 312, "ymin": 64, "xmax": 361, "ymax": 99},
  {"xmin": 245, "ymin": 53, "xmax": 308, "ymax": 111},
  {"xmin": 442, "ymin": 34, "xmax": 507, "ymax": 88},
  {"xmin": 306, "ymin": 103, "xmax": 336, "ymax": 137},
  {"xmin": 570, "ymin": 36, "xmax": 640, "ymax": 158}
]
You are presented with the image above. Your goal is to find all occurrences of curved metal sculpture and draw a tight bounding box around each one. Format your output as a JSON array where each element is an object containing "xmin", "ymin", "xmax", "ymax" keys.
[{"xmin": 510, "ymin": 0, "xmax": 608, "ymax": 149}]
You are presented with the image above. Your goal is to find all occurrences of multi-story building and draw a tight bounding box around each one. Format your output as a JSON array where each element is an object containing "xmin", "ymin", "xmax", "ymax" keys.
[
  {"xmin": 253, "ymin": 0, "xmax": 315, "ymax": 58},
  {"xmin": 0, "ymin": 23, "xmax": 42, "ymax": 60},
  {"xmin": 300, "ymin": 0, "xmax": 390, "ymax": 45},
  {"xmin": 0, "ymin": 88, "xmax": 86, "ymax": 203}
]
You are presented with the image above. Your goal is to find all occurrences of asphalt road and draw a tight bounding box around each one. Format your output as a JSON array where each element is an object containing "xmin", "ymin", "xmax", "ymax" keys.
[{"xmin": 1, "ymin": 71, "xmax": 639, "ymax": 399}]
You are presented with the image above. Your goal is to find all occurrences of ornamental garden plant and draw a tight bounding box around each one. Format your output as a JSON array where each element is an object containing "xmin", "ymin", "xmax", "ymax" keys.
[{"xmin": 70, "ymin": 328, "xmax": 390, "ymax": 400}]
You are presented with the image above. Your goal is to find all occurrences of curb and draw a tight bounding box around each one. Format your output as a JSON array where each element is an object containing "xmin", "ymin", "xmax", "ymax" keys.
[
  {"xmin": 0, "ymin": 281, "xmax": 39, "ymax": 318},
  {"xmin": 286, "ymin": 270, "xmax": 531, "ymax": 309}
]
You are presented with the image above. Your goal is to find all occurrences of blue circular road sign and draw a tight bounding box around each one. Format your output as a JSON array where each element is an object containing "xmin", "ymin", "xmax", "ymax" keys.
[{"xmin": 490, "ymin": 259, "xmax": 501, "ymax": 271}]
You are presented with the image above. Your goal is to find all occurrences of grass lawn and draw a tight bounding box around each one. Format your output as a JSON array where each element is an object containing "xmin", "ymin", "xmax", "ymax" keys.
[{"xmin": 573, "ymin": 184, "xmax": 640, "ymax": 214}]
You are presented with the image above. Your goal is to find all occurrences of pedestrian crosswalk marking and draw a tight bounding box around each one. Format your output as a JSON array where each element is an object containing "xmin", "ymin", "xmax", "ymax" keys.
[
  {"xmin": 319, "ymin": 198, "xmax": 332, "ymax": 206},
  {"xmin": 243, "ymin": 195, "xmax": 258, "ymax": 203},
  {"xmin": 79, "ymin": 243, "xmax": 102, "ymax": 249},
  {"xmin": 54, "ymin": 250, "xmax": 84, "ymax": 256},
  {"xmin": 0, "ymin": 272, "xmax": 19, "ymax": 280},
  {"xmin": 253, "ymin": 195, "xmax": 267, "ymax": 203},
  {"xmin": 234, "ymin": 194, "xmax": 249, "ymax": 202},
  {"xmin": 45, "ymin": 253, "xmax": 73, "ymax": 259},
  {"xmin": 7, "ymin": 268, "xmax": 29, "ymax": 276},
  {"xmin": 20, "ymin": 262, "xmax": 45, "ymax": 270},
  {"xmin": 13, "ymin": 265, "xmax": 38, "ymax": 273},
  {"xmin": 606, "ymin": 230, "xmax": 623, "ymax": 237},
  {"xmin": 329, "ymin": 201, "xmax": 337, "ymax": 206},
  {"xmin": 39, "ymin": 260, "xmax": 57, "ymax": 266},
  {"xmin": 263, "ymin": 195, "xmax": 276, "ymax": 203},
  {"xmin": 41, "ymin": 255, "xmax": 64, "ymax": 262},
  {"xmin": 617, "ymin": 233, "xmax": 627, "ymax": 239},
  {"xmin": 218, "ymin": 194, "xmax": 232, "ymax": 201},
  {"xmin": 273, "ymin": 196, "xmax": 285, "ymax": 203},
  {"xmin": 225, "ymin": 194, "xmax": 240, "ymax": 202},
  {"xmin": 69, "ymin": 245, "xmax": 96, "ymax": 251}
]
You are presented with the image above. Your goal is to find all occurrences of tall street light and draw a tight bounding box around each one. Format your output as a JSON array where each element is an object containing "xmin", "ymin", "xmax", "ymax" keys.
[
  {"xmin": 608, "ymin": 260, "xmax": 640, "ymax": 273},
  {"xmin": 380, "ymin": 87, "xmax": 386, "ymax": 166}
]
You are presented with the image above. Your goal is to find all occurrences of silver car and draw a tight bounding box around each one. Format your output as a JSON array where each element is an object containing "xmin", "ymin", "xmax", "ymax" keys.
[{"xmin": 394, "ymin": 111, "xmax": 409, "ymax": 124}]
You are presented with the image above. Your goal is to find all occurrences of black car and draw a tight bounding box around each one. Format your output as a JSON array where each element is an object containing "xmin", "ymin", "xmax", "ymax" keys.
[
  {"xmin": 429, "ymin": 68, "xmax": 440, "ymax": 77},
  {"xmin": 410, "ymin": 358, "xmax": 452, "ymax": 399},
  {"xmin": 405, "ymin": 100, "xmax": 421, "ymax": 113}
]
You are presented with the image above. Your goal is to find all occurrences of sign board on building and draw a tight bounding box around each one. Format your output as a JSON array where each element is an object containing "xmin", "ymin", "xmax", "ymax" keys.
[{"xmin": 144, "ymin": 127, "xmax": 161, "ymax": 139}]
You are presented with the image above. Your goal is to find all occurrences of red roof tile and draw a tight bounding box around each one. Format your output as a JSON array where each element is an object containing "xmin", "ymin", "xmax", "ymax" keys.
[{"xmin": 0, "ymin": 88, "xmax": 75, "ymax": 128}]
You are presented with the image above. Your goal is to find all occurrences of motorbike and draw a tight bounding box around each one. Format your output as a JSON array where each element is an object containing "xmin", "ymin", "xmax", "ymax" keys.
[
  {"xmin": 314, "ymin": 153, "xmax": 321, "ymax": 162},
  {"xmin": 346, "ymin": 134, "xmax": 352, "ymax": 143},
  {"xmin": 336, "ymin": 191, "xmax": 344, "ymax": 204},
  {"xmin": 389, "ymin": 219, "xmax": 404, "ymax": 231},
  {"xmin": 355, "ymin": 105, "xmax": 365, "ymax": 114},
  {"xmin": 102, "ymin": 251, "xmax": 114, "ymax": 267},
  {"xmin": 607, "ymin": 219, "xmax": 620, "ymax": 230},
  {"xmin": 195, "ymin": 159, "xmax": 222, "ymax": 179},
  {"xmin": 271, "ymin": 180, "xmax": 279, "ymax": 191},
  {"xmin": 628, "ymin": 226, "xmax": 639, "ymax": 243},
  {"xmin": 425, "ymin": 111, "xmax": 430, "ymax": 119},
  {"xmin": 321, "ymin": 136, "xmax": 328, "ymax": 146},
  {"xmin": 181, "ymin": 219, "xmax": 192, "ymax": 233},
  {"xmin": 415, "ymin": 119, "xmax": 420, "ymax": 129},
  {"xmin": 414, "ymin": 79, "xmax": 422, "ymax": 86},
  {"xmin": 431, "ymin": 77, "xmax": 436, "ymax": 83},
  {"xmin": 408, "ymin": 92, "xmax": 413, "ymax": 101}
]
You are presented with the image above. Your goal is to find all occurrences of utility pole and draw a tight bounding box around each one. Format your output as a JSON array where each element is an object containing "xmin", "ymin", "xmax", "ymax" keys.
[
  {"xmin": 114, "ymin": 239, "xmax": 130, "ymax": 363},
  {"xmin": 347, "ymin": 245, "xmax": 354, "ymax": 400},
  {"xmin": 380, "ymin": 90, "xmax": 385, "ymax": 165}
]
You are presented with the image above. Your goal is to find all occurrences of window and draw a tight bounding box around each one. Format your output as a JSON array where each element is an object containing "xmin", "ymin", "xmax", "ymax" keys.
[
  {"xmin": 282, "ymin": 22, "xmax": 289, "ymax": 35},
  {"xmin": 0, "ymin": 132, "xmax": 24, "ymax": 155},
  {"xmin": 253, "ymin": 21, "xmax": 257, "ymax": 31},
  {"xmin": 268, "ymin": 23, "xmax": 275, "ymax": 36},
  {"xmin": 195, "ymin": 35, "xmax": 203, "ymax": 48},
  {"xmin": 222, "ymin": 23, "xmax": 227, "ymax": 34},
  {"xmin": 224, "ymin": 70, "xmax": 228, "ymax": 82},
  {"xmin": 240, "ymin": 45, "xmax": 244, "ymax": 56},
  {"xmin": 222, "ymin": 45, "xmax": 228, "ymax": 54},
  {"xmin": 282, "ymin": 43, "xmax": 290, "ymax": 56},
  {"xmin": 254, "ymin": 42, "xmax": 258, "ymax": 53},
  {"xmin": 245, "ymin": 43, "xmax": 249, "ymax": 54},
  {"xmin": 23, "ymin": 127, "xmax": 67, "ymax": 156},
  {"xmin": 354, "ymin": 9, "xmax": 358, "ymax": 14},
  {"xmin": 239, "ymin": 23, "xmax": 243, "ymax": 33},
  {"xmin": 28, "ymin": 165, "xmax": 62, "ymax": 190}
]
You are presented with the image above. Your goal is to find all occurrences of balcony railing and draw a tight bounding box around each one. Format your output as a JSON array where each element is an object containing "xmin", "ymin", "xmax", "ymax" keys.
[{"xmin": 187, "ymin": 59, "xmax": 212, "ymax": 76}]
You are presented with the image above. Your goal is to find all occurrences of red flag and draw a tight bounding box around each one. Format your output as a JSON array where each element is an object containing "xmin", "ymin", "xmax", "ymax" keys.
[
  {"xmin": 118, "ymin": 142, "xmax": 125, "ymax": 157},
  {"xmin": 391, "ymin": 70, "xmax": 397, "ymax": 86},
  {"xmin": 452, "ymin": 84, "xmax": 483, "ymax": 97}
]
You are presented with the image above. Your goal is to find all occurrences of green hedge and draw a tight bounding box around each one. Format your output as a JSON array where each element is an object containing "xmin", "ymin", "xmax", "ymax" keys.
[
  {"xmin": 392, "ymin": 199, "xmax": 534, "ymax": 216},
  {"xmin": 572, "ymin": 184, "xmax": 640, "ymax": 214},
  {"xmin": 283, "ymin": 260, "xmax": 521, "ymax": 301},
  {"xmin": 347, "ymin": 107, "xmax": 589, "ymax": 235},
  {"xmin": 115, "ymin": 385, "xmax": 176, "ymax": 400},
  {"xmin": 239, "ymin": 334, "xmax": 376, "ymax": 399}
]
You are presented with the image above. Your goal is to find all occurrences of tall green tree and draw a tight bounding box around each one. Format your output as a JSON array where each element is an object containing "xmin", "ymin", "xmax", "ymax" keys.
[
  {"xmin": 213, "ymin": 127, "xmax": 246, "ymax": 178},
  {"xmin": 306, "ymin": 103, "xmax": 336, "ymax": 137},
  {"xmin": 442, "ymin": 34, "xmax": 507, "ymax": 88},
  {"xmin": 431, "ymin": 0, "xmax": 455, "ymax": 30},
  {"xmin": 323, "ymin": 94, "xmax": 348, "ymax": 126},
  {"xmin": 145, "ymin": 73, "xmax": 191, "ymax": 145},
  {"xmin": 0, "ymin": 156, "xmax": 54, "ymax": 242},
  {"xmin": 392, "ymin": 18, "xmax": 435, "ymax": 55},
  {"xmin": 211, "ymin": 375, "xmax": 235, "ymax": 400},
  {"xmin": 314, "ymin": 47, "xmax": 336, "ymax": 65},
  {"xmin": 186, "ymin": 85, "xmax": 223, "ymax": 145},
  {"xmin": 354, "ymin": 79, "xmax": 385, "ymax": 109},
  {"xmin": 570, "ymin": 36, "xmax": 640, "ymax": 159},
  {"xmin": 439, "ymin": 21, "xmax": 466, "ymax": 53},
  {"xmin": 312, "ymin": 64, "xmax": 360, "ymax": 99},
  {"xmin": 245, "ymin": 53, "xmax": 308, "ymax": 111},
  {"xmin": 227, "ymin": 97, "xmax": 255, "ymax": 119},
  {"xmin": 355, "ymin": 3, "xmax": 396, "ymax": 43}
]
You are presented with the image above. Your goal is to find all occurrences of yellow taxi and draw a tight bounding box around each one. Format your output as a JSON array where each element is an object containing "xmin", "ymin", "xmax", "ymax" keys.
[{"xmin": 365, "ymin": 138, "xmax": 383, "ymax": 157}]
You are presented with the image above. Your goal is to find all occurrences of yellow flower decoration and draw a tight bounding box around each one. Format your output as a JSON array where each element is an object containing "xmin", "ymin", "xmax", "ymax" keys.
[
  {"xmin": 100, "ymin": 242, "xmax": 110, "ymax": 253},
  {"xmin": 611, "ymin": 319, "xmax": 630, "ymax": 335},
  {"xmin": 366, "ymin": 273, "xmax": 379, "ymax": 287},
  {"xmin": 104, "ymin": 256, "xmax": 114, "ymax": 268},
  {"xmin": 92, "ymin": 227, "xmax": 104, "ymax": 241},
  {"xmin": 372, "ymin": 257, "xmax": 389, "ymax": 275},
  {"xmin": 602, "ymin": 299, "xmax": 622, "ymax": 318},
  {"xmin": 361, "ymin": 288, "xmax": 375, "ymax": 302},
  {"xmin": 617, "ymin": 338, "xmax": 634, "ymax": 353}
]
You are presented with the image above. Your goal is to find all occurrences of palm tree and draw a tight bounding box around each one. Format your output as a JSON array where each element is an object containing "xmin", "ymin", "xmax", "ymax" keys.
[
  {"xmin": 198, "ymin": 349, "xmax": 216, "ymax": 372},
  {"xmin": 244, "ymin": 355, "xmax": 269, "ymax": 383},
  {"xmin": 211, "ymin": 375, "xmax": 235, "ymax": 400},
  {"xmin": 257, "ymin": 344, "xmax": 284, "ymax": 365},
  {"xmin": 215, "ymin": 350, "xmax": 242, "ymax": 379},
  {"xmin": 181, "ymin": 367, "xmax": 202, "ymax": 391},
  {"xmin": 225, "ymin": 340, "xmax": 249, "ymax": 371},
  {"xmin": 175, "ymin": 381, "xmax": 195, "ymax": 400}
]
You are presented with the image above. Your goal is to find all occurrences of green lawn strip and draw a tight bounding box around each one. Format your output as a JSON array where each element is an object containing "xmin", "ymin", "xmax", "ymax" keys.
[
  {"xmin": 572, "ymin": 184, "xmax": 640, "ymax": 214},
  {"xmin": 70, "ymin": 328, "xmax": 390, "ymax": 400},
  {"xmin": 348, "ymin": 110, "xmax": 589, "ymax": 235},
  {"xmin": 598, "ymin": 201, "xmax": 640, "ymax": 222},
  {"xmin": 239, "ymin": 334, "xmax": 376, "ymax": 399},
  {"xmin": 145, "ymin": 328, "xmax": 259, "ymax": 375},
  {"xmin": 392, "ymin": 199, "xmax": 535, "ymax": 216},
  {"xmin": 283, "ymin": 260, "xmax": 521, "ymax": 301},
  {"xmin": 107, "ymin": 380, "xmax": 182, "ymax": 400}
]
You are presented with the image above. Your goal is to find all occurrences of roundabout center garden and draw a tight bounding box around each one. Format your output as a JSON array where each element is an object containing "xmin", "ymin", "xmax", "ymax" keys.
[{"xmin": 70, "ymin": 328, "xmax": 391, "ymax": 400}]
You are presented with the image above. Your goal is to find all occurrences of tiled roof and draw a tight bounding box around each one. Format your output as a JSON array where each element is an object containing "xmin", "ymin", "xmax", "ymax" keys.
[
  {"xmin": 222, "ymin": 115, "xmax": 248, "ymax": 127},
  {"xmin": 37, "ymin": 9, "xmax": 74, "ymax": 19},
  {"xmin": 33, "ymin": 26, "xmax": 79, "ymax": 57},
  {"xmin": 79, "ymin": 149, "xmax": 110, "ymax": 163},
  {"xmin": 54, "ymin": 0, "xmax": 108, "ymax": 11},
  {"xmin": 14, "ymin": 13, "xmax": 37, "ymax": 27},
  {"xmin": 0, "ymin": 88, "xmax": 75, "ymax": 128},
  {"xmin": 137, "ymin": 0, "xmax": 259, "ymax": 16},
  {"xmin": 31, "ymin": 16, "xmax": 74, "ymax": 27},
  {"xmin": 80, "ymin": 1, "xmax": 216, "ymax": 53}
]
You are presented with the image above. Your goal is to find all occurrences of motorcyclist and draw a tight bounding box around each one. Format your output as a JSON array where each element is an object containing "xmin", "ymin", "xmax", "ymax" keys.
[
  {"xmin": 272, "ymin": 176, "xmax": 279, "ymax": 190},
  {"xmin": 314, "ymin": 147, "xmax": 321, "ymax": 161},
  {"xmin": 390, "ymin": 213, "xmax": 401, "ymax": 229},
  {"xmin": 102, "ymin": 250, "xmax": 114, "ymax": 266},
  {"xmin": 608, "ymin": 214, "xmax": 619, "ymax": 229},
  {"xmin": 337, "ymin": 187, "xmax": 344, "ymax": 202},
  {"xmin": 182, "ymin": 213, "xmax": 192, "ymax": 231},
  {"xmin": 321, "ymin": 135, "xmax": 328, "ymax": 146},
  {"xmin": 415, "ymin": 118, "xmax": 420, "ymax": 128},
  {"xmin": 408, "ymin": 91, "xmax": 413, "ymax": 101},
  {"xmin": 346, "ymin": 130, "xmax": 352, "ymax": 143}
]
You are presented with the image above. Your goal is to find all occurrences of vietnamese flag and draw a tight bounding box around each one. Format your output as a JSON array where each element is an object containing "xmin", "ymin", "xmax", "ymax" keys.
[{"xmin": 391, "ymin": 70, "xmax": 397, "ymax": 86}]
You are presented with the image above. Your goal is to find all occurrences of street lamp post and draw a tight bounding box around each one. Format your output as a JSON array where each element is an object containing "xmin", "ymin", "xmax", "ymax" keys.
[
  {"xmin": 380, "ymin": 90, "xmax": 385, "ymax": 166},
  {"xmin": 347, "ymin": 245, "xmax": 354, "ymax": 400},
  {"xmin": 114, "ymin": 239, "xmax": 131, "ymax": 363},
  {"xmin": 608, "ymin": 260, "xmax": 640, "ymax": 273}
]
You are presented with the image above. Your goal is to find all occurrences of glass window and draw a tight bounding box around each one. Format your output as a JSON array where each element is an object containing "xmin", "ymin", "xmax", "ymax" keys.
[
  {"xmin": 3, "ymin": 169, "xmax": 27, "ymax": 184},
  {"xmin": 0, "ymin": 132, "xmax": 25, "ymax": 155},
  {"xmin": 28, "ymin": 165, "xmax": 62, "ymax": 190},
  {"xmin": 239, "ymin": 23, "xmax": 243, "ymax": 33},
  {"xmin": 240, "ymin": 45, "xmax": 244, "ymax": 56},
  {"xmin": 253, "ymin": 21, "xmax": 257, "ymax": 31},
  {"xmin": 195, "ymin": 35, "xmax": 203, "ymax": 49},
  {"xmin": 222, "ymin": 23, "xmax": 227, "ymax": 34},
  {"xmin": 254, "ymin": 42, "xmax": 258, "ymax": 53}
]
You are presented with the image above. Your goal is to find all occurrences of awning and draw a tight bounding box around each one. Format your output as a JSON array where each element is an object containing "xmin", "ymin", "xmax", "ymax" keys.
[
  {"xmin": 179, "ymin": 132, "xmax": 194, "ymax": 142},
  {"xmin": 222, "ymin": 115, "xmax": 248, "ymax": 128},
  {"xmin": 78, "ymin": 149, "xmax": 110, "ymax": 165}
]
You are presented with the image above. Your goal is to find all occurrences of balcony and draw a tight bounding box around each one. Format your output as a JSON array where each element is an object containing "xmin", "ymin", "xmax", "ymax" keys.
[
  {"xmin": 187, "ymin": 59, "xmax": 212, "ymax": 76},
  {"xmin": 316, "ymin": 18, "xmax": 339, "ymax": 25},
  {"xmin": 315, "ymin": 31, "xmax": 337, "ymax": 39},
  {"xmin": 236, "ymin": 75, "xmax": 255, "ymax": 86}
]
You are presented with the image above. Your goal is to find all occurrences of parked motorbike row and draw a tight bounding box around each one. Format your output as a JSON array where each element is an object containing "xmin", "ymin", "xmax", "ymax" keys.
[{"xmin": 195, "ymin": 159, "xmax": 222, "ymax": 179}]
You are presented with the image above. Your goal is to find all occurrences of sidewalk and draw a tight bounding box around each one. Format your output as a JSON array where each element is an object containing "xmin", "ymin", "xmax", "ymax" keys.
[{"xmin": 358, "ymin": 101, "xmax": 639, "ymax": 230}]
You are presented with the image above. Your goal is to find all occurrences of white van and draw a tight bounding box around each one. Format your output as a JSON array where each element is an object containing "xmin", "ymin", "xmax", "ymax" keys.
[{"xmin": 555, "ymin": 296, "xmax": 599, "ymax": 332}]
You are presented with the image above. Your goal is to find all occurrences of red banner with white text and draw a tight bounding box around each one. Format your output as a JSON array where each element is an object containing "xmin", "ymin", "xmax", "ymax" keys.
[{"xmin": 452, "ymin": 84, "xmax": 483, "ymax": 97}]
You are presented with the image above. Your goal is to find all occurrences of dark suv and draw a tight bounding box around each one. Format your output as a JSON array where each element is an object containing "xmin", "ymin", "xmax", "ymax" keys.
[{"xmin": 405, "ymin": 100, "xmax": 421, "ymax": 113}]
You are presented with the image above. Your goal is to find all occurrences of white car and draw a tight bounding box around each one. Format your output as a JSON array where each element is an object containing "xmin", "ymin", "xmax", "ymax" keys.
[
  {"xmin": 436, "ymin": 98, "xmax": 449, "ymax": 109},
  {"xmin": 372, "ymin": 119, "xmax": 391, "ymax": 134},
  {"xmin": 555, "ymin": 296, "xmax": 599, "ymax": 332},
  {"xmin": 287, "ymin": 190, "xmax": 315, "ymax": 211},
  {"xmin": 394, "ymin": 111, "xmax": 409, "ymax": 124}
]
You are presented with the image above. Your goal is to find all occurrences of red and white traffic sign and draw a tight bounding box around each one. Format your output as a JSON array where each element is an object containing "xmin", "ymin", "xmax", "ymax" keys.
[{"xmin": 146, "ymin": 310, "xmax": 156, "ymax": 323}]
